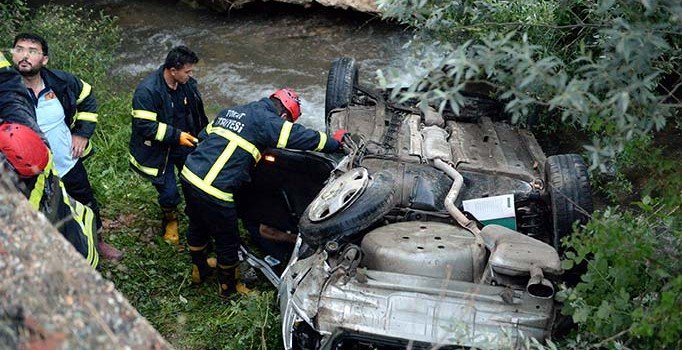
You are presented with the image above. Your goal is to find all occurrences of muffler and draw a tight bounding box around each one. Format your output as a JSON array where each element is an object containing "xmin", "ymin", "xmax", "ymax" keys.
[{"xmin": 527, "ymin": 266, "xmax": 555, "ymax": 299}]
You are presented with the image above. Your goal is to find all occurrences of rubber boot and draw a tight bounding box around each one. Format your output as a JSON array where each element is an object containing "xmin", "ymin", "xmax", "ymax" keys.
[
  {"xmin": 217, "ymin": 263, "xmax": 254, "ymax": 298},
  {"xmin": 161, "ymin": 206, "xmax": 179, "ymax": 246},
  {"xmin": 189, "ymin": 245, "xmax": 212, "ymax": 285}
]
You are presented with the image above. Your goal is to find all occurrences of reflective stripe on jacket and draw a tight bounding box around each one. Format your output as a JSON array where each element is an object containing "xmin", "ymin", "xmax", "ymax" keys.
[
  {"xmin": 129, "ymin": 67, "xmax": 208, "ymax": 184},
  {"xmin": 41, "ymin": 68, "xmax": 98, "ymax": 158},
  {"xmin": 24, "ymin": 153, "xmax": 98, "ymax": 267},
  {"xmin": 180, "ymin": 98, "xmax": 340, "ymax": 205}
]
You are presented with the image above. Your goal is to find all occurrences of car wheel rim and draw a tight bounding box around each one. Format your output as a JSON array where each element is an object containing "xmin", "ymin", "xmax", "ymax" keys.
[{"xmin": 308, "ymin": 167, "xmax": 369, "ymax": 222}]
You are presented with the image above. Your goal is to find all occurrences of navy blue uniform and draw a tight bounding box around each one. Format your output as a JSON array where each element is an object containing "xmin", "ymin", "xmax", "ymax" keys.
[
  {"xmin": 0, "ymin": 53, "xmax": 41, "ymax": 132},
  {"xmin": 180, "ymin": 97, "xmax": 340, "ymax": 266},
  {"xmin": 129, "ymin": 67, "xmax": 208, "ymax": 207}
]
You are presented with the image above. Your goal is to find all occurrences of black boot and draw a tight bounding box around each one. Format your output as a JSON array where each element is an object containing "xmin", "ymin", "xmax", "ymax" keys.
[
  {"xmin": 189, "ymin": 245, "xmax": 212, "ymax": 285},
  {"xmin": 217, "ymin": 263, "xmax": 254, "ymax": 298}
]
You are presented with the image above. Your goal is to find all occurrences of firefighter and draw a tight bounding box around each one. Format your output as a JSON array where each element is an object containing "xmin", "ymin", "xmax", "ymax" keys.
[
  {"xmin": 180, "ymin": 88, "xmax": 345, "ymax": 298},
  {"xmin": 129, "ymin": 46, "xmax": 208, "ymax": 247},
  {"xmin": 10, "ymin": 33, "xmax": 122, "ymax": 260},
  {"xmin": 0, "ymin": 52, "xmax": 98, "ymax": 267}
]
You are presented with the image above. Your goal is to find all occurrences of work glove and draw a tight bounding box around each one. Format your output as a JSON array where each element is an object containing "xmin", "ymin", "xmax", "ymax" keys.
[
  {"xmin": 179, "ymin": 132, "xmax": 198, "ymax": 147},
  {"xmin": 332, "ymin": 129, "xmax": 348, "ymax": 143}
]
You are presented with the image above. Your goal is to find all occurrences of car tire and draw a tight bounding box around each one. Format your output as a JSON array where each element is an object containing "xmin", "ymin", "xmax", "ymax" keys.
[
  {"xmin": 299, "ymin": 169, "xmax": 398, "ymax": 247},
  {"xmin": 325, "ymin": 57, "xmax": 358, "ymax": 127},
  {"xmin": 545, "ymin": 154, "xmax": 593, "ymax": 250}
]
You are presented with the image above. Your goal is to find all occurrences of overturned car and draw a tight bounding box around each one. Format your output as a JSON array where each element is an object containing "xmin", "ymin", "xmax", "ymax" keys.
[{"xmin": 238, "ymin": 57, "xmax": 593, "ymax": 349}]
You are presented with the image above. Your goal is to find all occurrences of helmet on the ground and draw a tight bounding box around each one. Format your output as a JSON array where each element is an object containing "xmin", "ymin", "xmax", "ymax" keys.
[
  {"xmin": 271, "ymin": 88, "xmax": 301, "ymax": 122},
  {"xmin": 0, "ymin": 122, "xmax": 49, "ymax": 177}
]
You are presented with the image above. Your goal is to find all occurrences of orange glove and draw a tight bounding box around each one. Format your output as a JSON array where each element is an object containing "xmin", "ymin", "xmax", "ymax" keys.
[{"xmin": 179, "ymin": 132, "xmax": 198, "ymax": 147}]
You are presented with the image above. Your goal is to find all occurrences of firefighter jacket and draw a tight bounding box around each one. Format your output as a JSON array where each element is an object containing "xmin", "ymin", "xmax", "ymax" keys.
[
  {"xmin": 129, "ymin": 67, "xmax": 208, "ymax": 184},
  {"xmin": 40, "ymin": 67, "xmax": 99, "ymax": 158},
  {"xmin": 0, "ymin": 52, "xmax": 42, "ymax": 134},
  {"xmin": 19, "ymin": 154, "xmax": 99, "ymax": 267},
  {"xmin": 180, "ymin": 98, "xmax": 341, "ymax": 206},
  {"xmin": 1, "ymin": 55, "xmax": 98, "ymax": 267}
]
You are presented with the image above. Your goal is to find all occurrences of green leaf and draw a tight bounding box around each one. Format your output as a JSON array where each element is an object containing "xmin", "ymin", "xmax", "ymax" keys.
[{"xmin": 573, "ymin": 305, "xmax": 591, "ymax": 323}]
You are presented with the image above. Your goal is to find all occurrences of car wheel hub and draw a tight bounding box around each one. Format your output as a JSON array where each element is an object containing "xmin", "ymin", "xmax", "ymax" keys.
[{"xmin": 308, "ymin": 167, "xmax": 369, "ymax": 222}]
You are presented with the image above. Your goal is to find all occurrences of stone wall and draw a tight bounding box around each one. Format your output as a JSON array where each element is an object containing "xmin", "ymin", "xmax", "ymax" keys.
[{"xmin": 0, "ymin": 172, "xmax": 171, "ymax": 349}]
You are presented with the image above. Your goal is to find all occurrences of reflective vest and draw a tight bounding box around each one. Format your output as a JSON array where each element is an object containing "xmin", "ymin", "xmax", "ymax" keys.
[{"xmin": 180, "ymin": 98, "xmax": 340, "ymax": 205}]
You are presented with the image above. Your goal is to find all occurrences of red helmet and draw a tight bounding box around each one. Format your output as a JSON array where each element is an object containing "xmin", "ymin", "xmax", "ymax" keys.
[
  {"xmin": 0, "ymin": 123, "xmax": 49, "ymax": 178},
  {"xmin": 271, "ymin": 88, "xmax": 301, "ymax": 122}
]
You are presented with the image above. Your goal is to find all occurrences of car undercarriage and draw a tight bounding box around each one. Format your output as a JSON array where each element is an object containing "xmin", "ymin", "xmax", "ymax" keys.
[{"xmin": 238, "ymin": 57, "xmax": 594, "ymax": 349}]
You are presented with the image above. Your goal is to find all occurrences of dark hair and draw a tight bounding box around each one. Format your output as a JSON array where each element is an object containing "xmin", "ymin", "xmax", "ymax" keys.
[
  {"xmin": 13, "ymin": 33, "xmax": 49, "ymax": 56},
  {"xmin": 163, "ymin": 46, "xmax": 199, "ymax": 70},
  {"xmin": 269, "ymin": 96, "xmax": 288, "ymax": 119}
]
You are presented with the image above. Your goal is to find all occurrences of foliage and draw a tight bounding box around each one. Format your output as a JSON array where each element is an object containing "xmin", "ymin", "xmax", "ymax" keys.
[
  {"xmin": 0, "ymin": 0, "xmax": 28, "ymax": 43},
  {"xmin": 559, "ymin": 199, "xmax": 681, "ymax": 349},
  {"xmin": 592, "ymin": 133, "xmax": 682, "ymax": 206},
  {"xmin": 26, "ymin": 5, "xmax": 120, "ymax": 90},
  {"xmin": 379, "ymin": 1, "xmax": 682, "ymax": 349},
  {"xmin": 377, "ymin": 0, "xmax": 682, "ymax": 170}
]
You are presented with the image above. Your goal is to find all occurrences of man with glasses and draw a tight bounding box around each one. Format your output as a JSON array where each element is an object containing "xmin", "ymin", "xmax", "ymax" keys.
[
  {"xmin": 10, "ymin": 32, "xmax": 122, "ymax": 261},
  {"xmin": 0, "ymin": 51, "xmax": 99, "ymax": 267}
]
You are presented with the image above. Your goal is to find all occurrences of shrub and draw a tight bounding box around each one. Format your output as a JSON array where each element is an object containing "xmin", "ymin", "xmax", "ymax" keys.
[
  {"xmin": 559, "ymin": 198, "xmax": 681, "ymax": 349},
  {"xmin": 0, "ymin": 0, "xmax": 28, "ymax": 43},
  {"xmin": 377, "ymin": 0, "xmax": 682, "ymax": 170},
  {"xmin": 26, "ymin": 4, "xmax": 120, "ymax": 90}
]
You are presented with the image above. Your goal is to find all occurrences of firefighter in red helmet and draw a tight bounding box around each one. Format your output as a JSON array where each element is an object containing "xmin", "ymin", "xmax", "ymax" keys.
[
  {"xmin": 179, "ymin": 88, "xmax": 346, "ymax": 298},
  {"xmin": 0, "ymin": 52, "xmax": 98, "ymax": 267}
]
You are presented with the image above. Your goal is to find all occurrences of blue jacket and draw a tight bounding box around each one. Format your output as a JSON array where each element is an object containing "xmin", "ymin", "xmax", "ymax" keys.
[
  {"xmin": 129, "ymin": 67, "xmax": 208, "ymax": 184},
  {"xmin": 180, "ymin": 98, "xmax": 340, "ymax": 206}
]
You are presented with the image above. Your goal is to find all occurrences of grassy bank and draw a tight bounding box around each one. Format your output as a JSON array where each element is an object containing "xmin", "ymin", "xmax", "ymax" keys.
[{"xmin": 2, "ymin": 2, "xmax": 281, "ymax": 349}]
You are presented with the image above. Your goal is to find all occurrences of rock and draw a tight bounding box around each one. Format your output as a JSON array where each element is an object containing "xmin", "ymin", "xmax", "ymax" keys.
[{"xmin": 0, "ymin": 171, "xmax": 172, "ymax": 349}]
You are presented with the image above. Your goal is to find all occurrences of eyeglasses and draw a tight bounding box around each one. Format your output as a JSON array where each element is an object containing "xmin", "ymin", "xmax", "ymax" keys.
[{"xmin": 10, "ymin": 46, "xmax": 44, "ymax": 57}]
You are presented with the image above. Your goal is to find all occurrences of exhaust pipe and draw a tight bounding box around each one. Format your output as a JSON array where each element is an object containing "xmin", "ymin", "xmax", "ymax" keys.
[
  {"xmin": 527, "ymin": 266, "xmax": 554, "ymax": 299},
  {"xmin": 433, "ymin": 158, "xmax": 479, "ymax": 234}
]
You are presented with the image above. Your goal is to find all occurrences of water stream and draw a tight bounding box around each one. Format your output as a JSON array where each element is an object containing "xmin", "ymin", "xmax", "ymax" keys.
[{"xmin": 30, "ymin": 0, "xmax": 411, "ymax": 130}]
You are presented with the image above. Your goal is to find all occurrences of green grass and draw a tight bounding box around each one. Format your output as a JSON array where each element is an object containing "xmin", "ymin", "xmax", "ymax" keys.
[
  {"xmin": 89, "ymin": 93, "xmax": 282, "ymax": 349},
  {"xmin": 91, "ymin": 109, "xmax": 283, "ymax": 349}
]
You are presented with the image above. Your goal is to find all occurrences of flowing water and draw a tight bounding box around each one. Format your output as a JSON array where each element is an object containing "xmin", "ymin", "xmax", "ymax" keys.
[{"xmin": 30, "ymin": 0, "xmax": 410, "ymax": 130}]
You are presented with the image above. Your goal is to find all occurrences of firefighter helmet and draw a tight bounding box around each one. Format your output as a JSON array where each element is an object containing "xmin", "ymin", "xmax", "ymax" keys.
[
  {"xmin": 271, "ymin": 88, "xmax": 301, "ymax": 122},
  {"xmin": 0, "ymin": 122, "xmax": 49, "ymax": 177}
]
